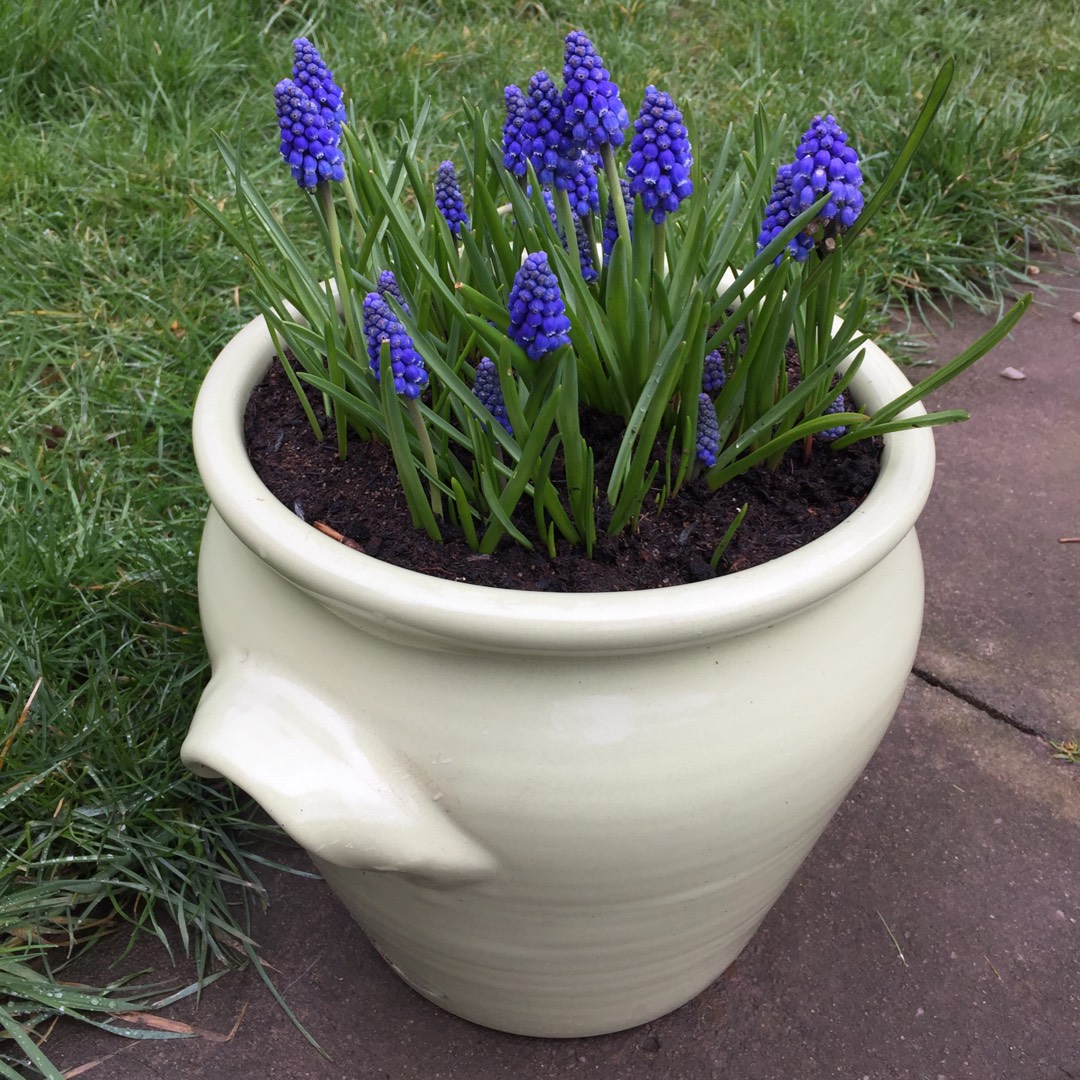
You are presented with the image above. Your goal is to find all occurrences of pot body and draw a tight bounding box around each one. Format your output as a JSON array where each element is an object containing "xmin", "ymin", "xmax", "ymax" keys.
[{"xmin": 183, "ymin": 315, "xmax": 934, "ymax": 1037}]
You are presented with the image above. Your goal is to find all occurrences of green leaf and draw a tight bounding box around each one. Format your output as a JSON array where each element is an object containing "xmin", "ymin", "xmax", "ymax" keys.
[
  {"xmin": 455, "ymin": 282, "xmax": 508, "ymax": 326},
  {"xmin": 707, "ymin": 412, "xmax": 868, "ymax": 487},
  {"xmin": 846, "ymin": 60, "xmax": 955, "ymax": 247},
  {"xmin": 0, "ymin": 1001, "xmax": 65, "ymax": 1079},
  {"xmin": 607, "ymin": 292, "xmax": 704, "ymax": 532},
  {"xmin": 833, "ymin": 291, "xmax": 1031, "ymax": 445},
  {"xmin": 379, "ymin": 343, "xmax": 442, "ymax": 540},
  {"xmin": 708, "ymin": 356, "xmax": 848, "ymax": 483},
  {"xmin": 450, "ymin": 477, "xmax": 480, "ymax": 549},
  {"xmin": 711, "ymin": 190, "xmax": 831, "ymax": 323},
  {"xmin": 710, "ymin": 502, "xmax": 749, "ymax": 570},
  {"xmin": 478, "ymin": 387, "xmax": 562, "ymax": 554}
]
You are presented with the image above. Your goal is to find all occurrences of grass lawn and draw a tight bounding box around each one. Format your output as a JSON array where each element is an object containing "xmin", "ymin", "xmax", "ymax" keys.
[{"xmin": 1, "ymin": 0, "xmax": 1076, "ymax": 1073}]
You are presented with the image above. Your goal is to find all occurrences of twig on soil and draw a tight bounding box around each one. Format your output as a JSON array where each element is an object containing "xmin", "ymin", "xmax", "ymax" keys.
[{"xmin": 313, "ymin": 520, "xmax": 365, "ymax": 551}]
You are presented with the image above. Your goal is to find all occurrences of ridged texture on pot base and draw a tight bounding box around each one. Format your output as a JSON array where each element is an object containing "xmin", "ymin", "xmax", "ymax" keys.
[{"xmin": 183, "ymin": 312, "xmax": 933, "ymax": 1037}]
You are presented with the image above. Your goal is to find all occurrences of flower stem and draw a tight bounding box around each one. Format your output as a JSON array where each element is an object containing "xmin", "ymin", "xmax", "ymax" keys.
[
  {"xmin": 406, "ymin": 398, "xmax": 443, "ymax": 519},
  {"xmin": 553, "ymin": 188, "xmax": 578, "ymax": 283},
  {"xmin": 339, "ymin": 170, "xmax": 367, "ymax": 255},
  {"xmin": 317, "ymin": 180, "xmax": 351, "ymax": 460},
  {"xmin": 583, "ymin": 214, "xmax": 600, "ymax": 280},
  {"xmin": 649, "ymin": 219, "xmax": 666, "ymax": 355},
  {"xmin": 601, "ymin": 143, "xmax": 630, "ymax": 251}
]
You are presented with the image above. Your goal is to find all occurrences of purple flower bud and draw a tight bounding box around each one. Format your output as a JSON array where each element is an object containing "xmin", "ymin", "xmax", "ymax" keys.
[
  {"xmin": 702, "ymin": 349, "xmax": 726, "ymax": 394},
  {"xmin": 377, "ymin": 270, "xmax": 409, "ymax": 316},
  {"xmin": 275, "ymin": 79, "xmax": 345, "ymax": 189},
  {"xmin": 573, "ymin": 213, "xmax": 598, "ymax": 283},
  {"xmin": 507, "ymin": 252, "xmax": 572, "ymax": 361},
  {"xmin": 362, "ymin": 292, "xmax": 428, "ymax": 399},
  {"xmin": 434, "ymin": 160, "xmax": 470, "ymax": 236},
  {"xmin": 472, "ymin": 357, "xmax": 513, "ymax": 435},
  {"xmin": 817, "ymin": 392, "xmax": 849, "ymax": 440},
  {"xmin": 625, "ymin": 87, "xmax": 693, "ymax": 224},
  {"xmin": 564, "ymin": 153, "xmax": 600, "ymax": 219},
  {"xmin": 695, "ymin": 394, "xmax": 719, "ymax": 467},
  {"xmin": 602, "ymin": 178, "xmax": 633, "ymax": 264}
]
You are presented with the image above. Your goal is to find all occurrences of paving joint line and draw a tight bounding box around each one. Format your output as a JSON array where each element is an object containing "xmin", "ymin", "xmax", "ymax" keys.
[{"xmin": 911, "ymin": 666, "xmax": 1045, "ymax": 739}]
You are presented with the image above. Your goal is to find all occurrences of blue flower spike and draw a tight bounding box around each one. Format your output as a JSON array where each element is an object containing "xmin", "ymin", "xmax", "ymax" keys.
[
  {"xmin": 757, "ymin": 163, "xmax": 813, "ymax": 263},
  {"xmin": 524, "ymin": 70, "xmax": 579, "ymax": 188},
  {"xmin": 434, "ymin": 160, "xmax": 470, "ymax": 236},
  {"xmin": 507, "ymin": 252, "xmax": 572, "ymax": 362},
  {"xmin": 817, "ymin": 392, "xmax": 849, "ymax": 440},
  {"xmin": 602, "ymin": 178, "xmax": 633, "ymax": 263},
  {"xmin": 757, "ymin": 115, "xmax": 864, "ymax": 262},
  {"xmin": 292, "ymin": 38, "xmax": 347, "ymax": 132},
  {"xmin": 473, "ymin": 357, "xmax": 513, "ymax": 436},
  {"xmin": 573, "ymin": 213, "xmax": 598, "ymax": 283},
  {"xmin": 565, "ymin": 154, "xmax": 600, "ymax": 220},
  {"xmin": 561, "ymin": 30, "xmax": 630, "ymax": 153},
  {"xmin": 790, "ymin": 115, "xmax": 863, "ymax": 225},
  {"xmin": 695, "ymin": 394, "xmax": 719, "ymax": 467},
  {"xmin": 275, "ymin": 79, "xmax": 346, "ymax": 189},
  {"xmin": 502, "ymin": 85, "xmax": 530, "ymax": 178},
  {"xmin": 361, "ymin": 292, "xmax": 428, "ymax": 399},
  {"xmin": 377, "ymin": 270, "xmax": 410, "ymax": 315},
  {"xmin": 625, "ymin": 86, "xmax": 694, "ymax": 224}
]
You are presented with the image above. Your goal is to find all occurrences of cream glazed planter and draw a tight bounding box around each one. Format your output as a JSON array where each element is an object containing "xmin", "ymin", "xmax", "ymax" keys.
[{"xmin": 182, "ymin": 313, "xmax": 935, "ymax": 1038}]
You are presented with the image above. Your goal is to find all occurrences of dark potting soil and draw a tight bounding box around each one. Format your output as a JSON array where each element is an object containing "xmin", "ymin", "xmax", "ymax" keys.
[{"xmin": 243, "ymin": 357, "xmax": 881, "ymax": 593}]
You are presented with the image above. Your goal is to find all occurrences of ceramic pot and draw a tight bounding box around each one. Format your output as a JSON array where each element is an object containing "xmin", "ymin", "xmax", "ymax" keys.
[{"xmin": 182, "ymin": 314, "xmax": 934, "ymax": 1037}]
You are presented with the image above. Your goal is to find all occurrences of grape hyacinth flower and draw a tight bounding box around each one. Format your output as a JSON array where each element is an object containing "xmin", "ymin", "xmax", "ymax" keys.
[
  {"xmin": 524, "ymin": 70, "xmax": 568, "ymax": 187},
  {"xmin": 573, "ymin": 213, "xmax": 598, "ymax": 283},
  {"xmin": 472, "ymin": 357, "xmax": 513, "ymax": 436},
  {"xmin": 757, "ymin": 162, "xmax": 814, "ymax": 263},
  {"xmin": 565, "ymin": 154, "xmax": 600, "ymax": 220},
  {"xmin": 817, "ymin": 392, "xmax": 849, "ymax": 440},
  {"xmin": 377, "ymin": 270, "xmax": 409, "ymax": 315},
  {"xmin": 791, "ymin": 115, "xmax": 863, "ymax": 224},
  {"xmin": 757, "ymin": 115, "xmax": 863, "ymax": 262},
  {"xmin": 702, "ymin": 349, "xmax": 726, "ymax": 394},
  {"xmin": 695, "ymin": 394, "xmax": 719, "ymax": 467},
  {"xmin": 560, "ymin": 30, "xmax": 630, "ymax": 153},
  {"xmin": 507, "ymin": 252, "xmax": 572, "ymax": 361},
  {"xmin": 292, "ymin": 38, "xmax": 347, "ymax": 132},
  {"xmin": 275, "ymin": 79, "xmax": 346, "ymax": 189},
  {"xmin": 362, "ymin": 292, "xmax": 428, "ymax": 399},
  {"xmin": 625, "ymin": 86, "xmax": 693, "ymax": 225},
  {"xmin": 524, "ymin": 70, "xmax": 586, "ymax": 198},
  {"xmin": 434, "ymin": 160, "xmax": 470, "ymax": 236},
  {"xmin": 502, "ymin": 85, "xmax": 530, "ymax": 178},
  {"xmin": 602, "ymin": 178, "xmax": 633, "ymax": 263}
]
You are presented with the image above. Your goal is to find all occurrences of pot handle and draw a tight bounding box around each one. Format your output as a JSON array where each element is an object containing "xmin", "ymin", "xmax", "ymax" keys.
[{"xmin": 181, "ymin": 659, "xmax": 497, "ymax": 885}]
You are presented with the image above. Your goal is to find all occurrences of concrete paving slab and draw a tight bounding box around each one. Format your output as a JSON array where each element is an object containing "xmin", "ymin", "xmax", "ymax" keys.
[
  {"xmin": 35, "ymin": 678, "xmax": 1079, "ymax": 1080},
  {"xmin": 906, "ymin": 247, "xmax": 1080, "ymax": 743}
]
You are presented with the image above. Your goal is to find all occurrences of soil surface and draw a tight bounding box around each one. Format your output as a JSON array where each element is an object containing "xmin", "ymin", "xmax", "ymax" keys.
[{"xmin": 244, "ymin": 358, "xmax": 880, "ymax": 592}]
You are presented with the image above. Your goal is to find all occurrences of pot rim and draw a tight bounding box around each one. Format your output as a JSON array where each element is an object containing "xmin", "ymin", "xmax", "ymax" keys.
[{"xmin": 193, "ymin": 314, "xmax": 934, "ymax": 651}]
